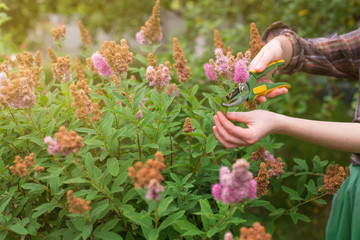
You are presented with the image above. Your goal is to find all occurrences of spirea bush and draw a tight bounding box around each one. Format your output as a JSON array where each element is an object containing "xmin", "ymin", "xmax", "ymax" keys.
[{"xmin": 0, "ymin": 1, "xmax": 350, "ymax": 239}]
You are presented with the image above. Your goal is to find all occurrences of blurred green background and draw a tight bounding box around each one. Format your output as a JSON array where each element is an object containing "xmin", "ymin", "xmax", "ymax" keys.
[{"xmin": 1, "ymin": 0, "xmax": 360, "ymax": 239}]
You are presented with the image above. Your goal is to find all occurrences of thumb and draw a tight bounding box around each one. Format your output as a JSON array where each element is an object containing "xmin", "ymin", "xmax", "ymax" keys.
[{"xmin": 226, "ymin": 112, "xmax": 253, "ymax": 123}]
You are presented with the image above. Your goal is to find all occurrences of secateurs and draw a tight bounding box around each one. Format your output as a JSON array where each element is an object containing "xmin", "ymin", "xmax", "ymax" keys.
[{"xmin": 222, "ymin": 60, "xmax": 291, "ymax": 107}]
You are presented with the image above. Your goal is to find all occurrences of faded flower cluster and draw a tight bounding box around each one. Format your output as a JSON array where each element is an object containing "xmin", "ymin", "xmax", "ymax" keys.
[
  {"xmin": 67, "ymin": 190, "xmax": 91, "ymax": 215},
  {"xmin": 213, "ymin": 29, "xmax": 231, "ymax": 55},
  {"xmin": 319, "ymin": 164, "xmax": 350, "ymax": 195},
  {"xmin": 128, "ymin": 152, "xmax": 166, "ymax": 201},
  {"xmin": 78, "ymin": 20, "xmax": 92, "ymax": 47},
  {"xmin": 255, "ymin": 162, "xmax": 270, "ymax": 196},
  {"xmin": 88, "ymin": 40, "xmax": 133, "ymax": 77},
  {"xmin": 44, "ymin": 126, "xmax": 84, "ymax": 156},
  {"xmin": 145, "ymin": 53, "xmax": 171, "ymax": 92},
  {"xmin": 51, "ymin": 25, "xmax": 66, "ymax": 42},
  {"xmin": 249, "ymin": 22, "xmax": 264, "ymax": 58},
  {"xmin": 212, "ymin": 159, "xmax": 257, "ymax": 204},
  {"xmin": 173, "ymin": 38, "xmax": 191, "ymax": 83},
  {"xmin": 0, "ymin": 52, "xmax": 41, "ymax": 109},
  {"xmin": 136, "ymin": 0, "xmax": 162, "ymax": 45},
  {"xmin": 9, "ymin": 153, "xmax": 35, "ymax": 178},
  {"xmin": 182, "ymin": 117, "xmax": 194, "ymax": 138},
  {"xmin": 250, "ymin": 147, "xmax": 285, "ymax": 178},
  {"xmin": 52, "ymin": 55, "xmax": 72, "ymax": 82},
  {"xmin": 224, "ymin": 222, "xmax": 271, "ymax": 240}
]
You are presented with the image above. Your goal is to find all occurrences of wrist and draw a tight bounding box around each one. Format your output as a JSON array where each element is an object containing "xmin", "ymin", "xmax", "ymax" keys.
[
  {"xmin": 269, "ymin": 112, "xmax": 287, "ymax": 135},
  {"xmin": 273, "ymin": 36, "xmax": 293, "ymax": 67}
]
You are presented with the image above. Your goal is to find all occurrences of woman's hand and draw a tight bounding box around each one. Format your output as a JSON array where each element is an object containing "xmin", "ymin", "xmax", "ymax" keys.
[
  {"xmin": 212, "ymin": 110, "xmax": 279, "ymax": 148},
  {"xmin": 249, "ymin": 37, "xmax": 290, "ymax": 102}
]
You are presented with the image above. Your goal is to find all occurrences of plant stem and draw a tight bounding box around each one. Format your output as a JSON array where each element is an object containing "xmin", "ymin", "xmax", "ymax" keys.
[
  {"xmin": 0, "ymin": 170, "xmax": 25, "ymax": 196},
  {"xmin": 154, "ymin": 205, "xmax": 160, "ymax": 229},
  {"xmin": 54, "ymin": 155, "xmax": 79, "ymax": 191},
  {"xmin": 202, "ymin": 205, "xmax": 234, "ymax": 240},
  {"xmin": 72, "ymin": 158, "xmax": 137, "ymax": 239},
  {"xmin": 25, "ymin": 109, "xmax": 44, "ymax": 139},
  {"xmin": 272, "ymin": 193, "xmax": 327, "ymax": 222},
  {"xmin": 31, "ymin": 177, "xmax": 70, "ymax": 213},
  {"xmin": 187, "ymin": 146, "xmax": 206, "ymax": 183}
]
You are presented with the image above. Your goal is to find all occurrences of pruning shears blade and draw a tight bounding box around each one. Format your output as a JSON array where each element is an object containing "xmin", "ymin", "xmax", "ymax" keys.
[{"xmin": 222, "ymin": 83, "xmax": 250, "ymax": 107}]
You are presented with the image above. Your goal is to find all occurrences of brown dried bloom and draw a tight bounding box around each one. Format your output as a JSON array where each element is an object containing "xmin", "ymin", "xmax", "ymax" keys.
[
  {"xmin": 34, "ymin": 166, "xmax": 45, "ymax": 172},
  {"xmin": 147, "ymin": 53, "xmax": 157, "ymax": 68},
  {"xmin": 0, "ymin": 61, "xmax": 8, "ymax": 73},
  {"xmin": 9, "ymin": 153, "xmax": 35, "ymax": 178},
  {"xmin": 249, "ymin": 23, "xmax": 264, "ymax": 58},
  {"xmin": 166, "ymin": 83, "xmax": 180, "ymax": 97},
  {"xmin": 128, "ymin": 151, "xmax": 166, "ymax": 188},
  {"xmin": 0, "ymin": 53, "xmax": 40, "ymax": 109},
  {"xmin": 244, "ymin": 101, "xmax": 256, "ymax": 110},
  {"xmin": 255, "ymin": 162, "xmax": 269, "ymax": 196},
  {"xmin": 34, "ymin": 51, "xmax": 42, "ymax": 67},
  {"xmin": 74, "ymin": 57, "xmax": 86, "ymax": 81},
  {"xmin": 51, "ymin": 25, "xmax": 66, "ymax": 42},
  {"xmin": 78, "ymin": 20, "xmax": 92, "ymax": 47},
  {"xmin": 266, "ymin": 157, "xmax": 285, "ymax": 178},
  {"xmin": 86, "ymin": 57, "xmax": 97, "ymax": 73},
  {"xmin": 213, "ymin": 29, "xmax": 231, "ymax": 54},
  {"xmin": 141, "ymin": 0, "xmax": 162, "ymax": 43},
  {"xmin": 183, "ymin": 117, "xmax": 194, "ymax": 138},
  {"xmin": 249, "ymin": 146, "xmax": 266, "ymax": 161},
  {"xmin": 67, "ymin": 190, "xmax": 91, "ymax": 215},
  {"xmin": 98, "ymin": 39, "xmax": 133, "ymax": 76},
  {"xmin": 52, "ymin": 55, "xmax": 72, "ymax": 82},
  {"xmin": 55, "ymin": 126, "xmax": 84, "ymax": 156},
  {"xmin": 239, "ymin": 222, "xmax": 272, "ymax": 240},
  {"xmin": 3, "ymin": 54, "xmax": 16, "ymax": 67},
  {"xmin": 47, "ymin": 47, "xmax": 58, "ymax": 64},
  {"xmin": 70, "ymin": 84, "xmax": 102, "ymax": 122},
  {"xmin": 173, "ymin": 38, "xmax": 191, "ymax": 83},
  {"xmin": 319, "ymin": 164, "xmax": 350, "ymax": 195}
]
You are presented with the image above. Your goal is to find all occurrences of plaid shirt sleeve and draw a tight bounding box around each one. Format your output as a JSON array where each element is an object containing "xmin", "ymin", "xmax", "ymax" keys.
[{"xmin": 262, "ymin": 21, "xmax": 360, "ymax": 80}]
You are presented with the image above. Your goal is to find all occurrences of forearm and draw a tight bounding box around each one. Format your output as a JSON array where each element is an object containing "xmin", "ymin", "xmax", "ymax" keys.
[{"xmin": 274, "ymin": 114, "xmax": 360, "ymax": 153}]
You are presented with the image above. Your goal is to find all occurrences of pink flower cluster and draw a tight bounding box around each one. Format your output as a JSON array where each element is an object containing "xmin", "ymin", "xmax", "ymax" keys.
[
  {"xmin": 136, "ymin": 30, "xmax": 150, "ymax": 45},
  {"xmin": 264, "ymin": 150, "xmax": 284, "ymax": 177},
  {"xmin": 212, "ymin": 159, "xmax": 257, "ymax": 204},
  {"xmin": 145, "ymin": 65, "xmax": 171, "ymax": 91},
  {"xmin": 204, "ymin": 48, "xmax": 250, "ymax": 84},
  {"xmin": 146, "ymin": 179, "xmax": 164, "ymax": 201},
  {"xmin": 44, "ymin": 136, "xmax": 61, "ymax": 155},
  {"xmin": 91, "ymin": 52, "xmax": 112, "ymax": 77}
]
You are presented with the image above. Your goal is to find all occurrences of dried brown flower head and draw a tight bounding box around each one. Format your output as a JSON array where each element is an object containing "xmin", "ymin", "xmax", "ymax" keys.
[
  {"xmin": 255, "ymin": 162, "xmax": 269, "ymax": 196},
  {"xmin": 244, "ymin": 101, "xmax": 256, "ymax": 110},
  {"xmin": 67, "ymin": 190, "xmax": 91, "ymax": 215},
  {"xmin": 74, "ymin": 57, "xmax": 86, "ymax": 81},
  {"xmin": 34, "ymin": 51, "xmax": 42, "ymax": 67},
  {"xmin": 173, "ymin": 38, "xmax": 191, "ymax": 83},
  {"xmin": 52, "ymin": 55, "xmax": 71, "ymax": 82},
  {"xmin": 249, "ymin": 147, "xmax": 266, "ymax": 161},
  {"xmin": 34, "ymin": 166, "xmax": 45, "ymax": 172},
  {"xmin": 2, "ymin": 54, "xmax": 16, "ymax": 67},
  {"xmin": 239, "ymin": 222, "xmax": 272, "ymax": 240},
  {"xmin": 319, "ymin": 164, "xmax": 350, "ymax": 195},
  {"xmin": 142, "ymin": 0, "xmax": 162, "ymax": 43},
  {"xmin": 55, "ymin": 126, "xmax": 84, "ymax": 155},
  {"xmin": 97, "ymin": 40, "xmax": 133, "ymax": 76},
  {"xmin": 147, "ymin": 53, "xmax": 157, "ymax": 69},
  {"xmin": 128, "ymin": 151, "xmax": 166, "ymax": 188},
  {"xmin": 9, "ymin": 153, "xmax": 35, "ymax": 178},
  {"xmin": 78, "ymin": 20, "xmax": 92, "ymax": 47},
  {"xmin": 183, "ymin": 117, "xmax": 194, "ymax": 137},
  {"xmin": 249, "ymin": 23, "xmax": 264, "ymax": 58},
  {"xmin": 266, "ymin": 157, "xmax": 285, "ymax": 178},
  {"xmin": 166, "ymin": 83, "xmax": 180, "ymax": 97},
  {"xmin": 47, "ymin": 47, "xmax": 58, "ymax": 64},
  {"xmin": 213, "ymin": 29, "xmax": 231, "ymax": 54},
  {"xmin": 51, "ymin": 25, "xmax": 66, "ymax": 42}
]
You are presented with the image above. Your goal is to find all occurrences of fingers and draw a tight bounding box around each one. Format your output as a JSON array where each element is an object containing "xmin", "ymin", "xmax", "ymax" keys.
[
  {"xmin": 265, "ymin": 87, "xmax": 288, "ymax": 98},
  {"xmin": 213, "ymin": 126, "xmax": 243, "ymax": 148}
]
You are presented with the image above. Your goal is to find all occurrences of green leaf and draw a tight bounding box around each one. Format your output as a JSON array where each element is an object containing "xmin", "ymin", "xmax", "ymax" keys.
[
  {"xmin": 21, "ymin": 183, "xmax": 44, "ymax": 194},
  {"xmin": 81, "ymin": 224, "xmax": 93, "ymax": 240},
  {"xmin": 85, "ymin": 138, "xmax": 105, "ymax": 146},
  {"xmin": 90, "ymin": 203, "xmax": 109, "ymax": 220},
  {"xmin": 294, "ymin": 158, "xmax": 309, "ymax": 171},
  {"xmin": 174, "ymin": 220, "xmax": 204, "ymax": 236},
  {"xmin": 248, "ymin": 200, "xmax": 270, "ymax": 207},
  {"xmin": 40, "ymin": 95, "xmax": 49, "ymax": 106},
  {"xmin": 33, "ymin": 202, "xmax": 58, "ymax": 218},
  {"xmin": 95, "ymin": 231, "xmax": 123, "ymax": 240},
  {"xmin": 206, "ymin": 133, "xmax": 217, "ymax": 153},
  {"xmin": 139, "ymin": 112, "xmax": 156, "ymax": 131},
  {"xmin": 281, "ymin": 186, "xmax": 302, "ymax": 201},
  {"xmin": 190, "ymin": 84, "xmax": 199, "ymax": 96},
  {"xmin": 18, "ymin": 135, "xmax": 44, "ymax": 147},
  {"xmin": 64, "ymin": 178, "xmax": 90, "ymax": 184},
  {"xmin": 269, "ymin": 208, "xmax": 285, "ymax": 217},
  {"xmin": 107, "ymin": 158, "xmax": 119, "ymax": 176},
  {"xmin": 198, "ymin": 199, "xmax": 214, "ymax": 231},
  {"xmin": 8, "ymin": 224, "xmax": 27, "ymax": 235},
  {"xmin": 158, "ymin": 210, "xmax": 185, "ymax": 230},
  {"xmin": 158, "ymin": 197, "xmax": 174, "ymax": 217},
  {"xmin": 305, "ymin": 179, "xmax": 318, "ymax": 195},
  {"xmin": 297, "ymin": 213, "xmax": 311, "ymax": 222}
]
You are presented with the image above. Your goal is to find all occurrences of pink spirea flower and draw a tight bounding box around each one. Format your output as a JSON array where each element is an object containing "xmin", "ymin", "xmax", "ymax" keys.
[
  {"xmin": 137, "ymin": 109, "xmax": 143, "ymax": 120},
  {"xmin": 234, "ymin": 59, "xmax": 249, "ymax": 83},
  {"xmin": 146, "ymin": 179, "xmax": 164, "ymax": 201},
  {"xmin": 264, "ymin": 150, "xmax": 283, "ymax": 177},
  {"xmin": 91, "ymin": 52, "xmax": 112, "ymax": 77},
  {"xmin": 224, "ymin": 232, "xmax": 234, "ymax": 240},
  {"xmin": 44, "ymin": 136, "xmax": 61, "ymax": 155},
  {"xmin": 212, "ymin": 159, "xmax": 257, "ymax": 204},
  {"xmin": 136, "ymin": 30, "xmax": 150, "ymax": 45},
  {"xmin": 204, "ymin": 63, "xmax": 218, "ymax": 81},
  {"xmin": 214, "ymin": 48, "xmax": 231, "ymax": 78},
  {"xmin": 146, "ymin": 65, "xmax": 171, "ymax": 91}
]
